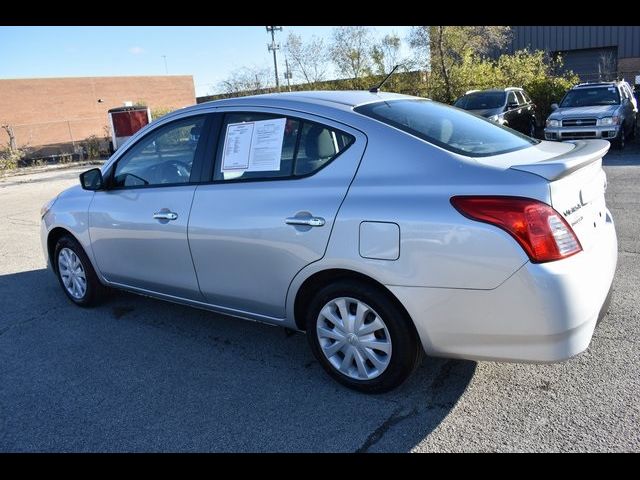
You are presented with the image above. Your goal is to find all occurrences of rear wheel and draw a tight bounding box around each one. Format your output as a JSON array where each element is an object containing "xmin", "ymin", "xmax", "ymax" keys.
[
  {"xmin": 614, "ymin": 128, "xmax": 626, "ymax": 150},
  {"xmin": 54, "ymin": 235, "xmax": 108, "ymax": 307},
  {"xmin": 305, "ymin": 279, "xmax": 423, "ymax": 393},
  {"xmin": 528, "ymin": 118, "xmax": 536, "ymax": 138}
]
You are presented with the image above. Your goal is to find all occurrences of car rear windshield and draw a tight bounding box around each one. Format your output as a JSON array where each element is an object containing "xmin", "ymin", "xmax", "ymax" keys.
[
  {"xmin": 454, "ymin": 91, "xmax": 506, "ymax": 110},
  {"xmin": 560, "ymin": 87, "xmax": 620, "ymax": 108},
  {"xmin": 355, "ymin": 99, "xmax": 538, "ymax": 157}
]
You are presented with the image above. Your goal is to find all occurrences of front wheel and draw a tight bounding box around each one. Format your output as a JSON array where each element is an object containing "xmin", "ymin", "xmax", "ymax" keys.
[
  {"xmin": 306, "ymin": 280, "xmax": 423, "ymax": 393},
  {"xmin": 54, "ymin": 235, "xmax": 108, "ymax": 307}
]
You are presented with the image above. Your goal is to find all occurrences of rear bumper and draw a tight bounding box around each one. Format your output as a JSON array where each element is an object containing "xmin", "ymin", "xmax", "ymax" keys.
[{"xmin": 389, "ymin": 208, "xmax": 618, "ymax": 363}]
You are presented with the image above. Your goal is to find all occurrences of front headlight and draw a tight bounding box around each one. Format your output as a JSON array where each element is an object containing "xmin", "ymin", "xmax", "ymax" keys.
[
  {"xmin": 546, "ymin": 119, "xmax": 560, "ymax": 128},
  {"xmin": 40, "ymin": 197, "xmax": 57, "ymax": 218},
  {"xmin": 599, "ymin": 116, "xmax": 620, "ymax": 126}
]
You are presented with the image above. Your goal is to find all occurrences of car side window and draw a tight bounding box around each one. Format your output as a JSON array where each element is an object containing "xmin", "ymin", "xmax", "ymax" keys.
[
  {"xmin": 515, "ymin": 91, "xmax": 527, "ymax": 105},
  {"xmin": 214, "ymin": 112, "xmax": 354, "ymax": 181},
  {"xmin": 621, "ymin": 85, "xmax": 631, "ymax": 101},
  {"xmin": 507, "ymin": 91, "xmax": 518, "ymax": 106},
  {"xmin": 523, "ymin": 91, "xmax": 533, "ymax": 104},
  {"xmin": 113, "ymin": 116, "xmax": 205, "ymax": 188}
]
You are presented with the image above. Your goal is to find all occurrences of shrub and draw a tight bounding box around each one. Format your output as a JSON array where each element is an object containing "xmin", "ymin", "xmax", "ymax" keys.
[
  {"xmin": 151, "ymin": 107, "xmax": 176, "ymax": 121},
  {"xmin": 0, "ymin": 148, "xmax": 25, "ymax": 173},
  {"xmin": 429, "ymin": 49, "xmax": 579, "ymax": 124},
  {"xmin": 83, "ymin": 135, "xmax": 101, "ymax": 159}
]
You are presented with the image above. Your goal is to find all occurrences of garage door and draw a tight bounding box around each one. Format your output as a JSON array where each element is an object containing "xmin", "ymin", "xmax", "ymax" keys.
[{"xmin": 556, "ymin": 47, "xmax": 618, "ymax": 82}]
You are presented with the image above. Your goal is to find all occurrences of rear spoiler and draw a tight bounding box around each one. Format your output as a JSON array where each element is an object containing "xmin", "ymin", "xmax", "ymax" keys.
[{"xmin": 510, "ymin": 140, "xmax": 610, "ymax": 181}]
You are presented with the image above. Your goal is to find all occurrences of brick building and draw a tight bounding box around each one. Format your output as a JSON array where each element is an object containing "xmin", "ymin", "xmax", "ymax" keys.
[{"xmin": 0, "ymin": 75, "xmax": 196, "ymax": 156}]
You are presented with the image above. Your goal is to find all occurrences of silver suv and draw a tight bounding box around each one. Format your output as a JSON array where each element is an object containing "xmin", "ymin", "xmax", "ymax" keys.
[{"xmin": 544, "ymin": 81, "xmax": 638, "ymax": 149}]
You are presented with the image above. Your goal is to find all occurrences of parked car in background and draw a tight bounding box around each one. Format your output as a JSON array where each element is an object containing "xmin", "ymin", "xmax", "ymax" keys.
[
  {"xmin": 41, "ymin": 91, "xmax": 617, "ymax": 393},
  {"xmin": 544, "ymin": 81, "xmax": 638, "ymax": 149},
  {"xmin": 453, "ymin": 87, "xmax": 537, "ymax": 137}
]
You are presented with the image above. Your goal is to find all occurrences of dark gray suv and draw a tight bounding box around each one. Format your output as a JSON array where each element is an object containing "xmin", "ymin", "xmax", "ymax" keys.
[
  {"xmin": 453, "ymin": 87, "xmax": 537, "ymax": 137},
  {"xmin": 544, "ymin": 81, "xmax": 638, "ymax": 149}
]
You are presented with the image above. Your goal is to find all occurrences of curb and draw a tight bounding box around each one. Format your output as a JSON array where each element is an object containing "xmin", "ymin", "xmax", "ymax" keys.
[{"xmin": 0, "ymin": 159, "xmax": 106, "ymax": 179}]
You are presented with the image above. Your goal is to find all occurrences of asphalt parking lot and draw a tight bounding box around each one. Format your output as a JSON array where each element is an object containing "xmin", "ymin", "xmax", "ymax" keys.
[{"xmin": 1, "ymin": 143, "xmax": 639, "ymax": 452}]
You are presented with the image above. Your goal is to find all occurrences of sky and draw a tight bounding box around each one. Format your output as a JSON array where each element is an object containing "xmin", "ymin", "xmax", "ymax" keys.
[{"xmin": 0, "ymin": 26, "xmax": 413, "ymax": 97}]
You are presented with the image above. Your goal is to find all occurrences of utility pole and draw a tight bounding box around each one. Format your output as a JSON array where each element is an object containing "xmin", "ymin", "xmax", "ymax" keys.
[
  {"xmin": 266, "ymin": 26, "xmax": 282, "ymax": 92},
  {"xmin": 161, "ymin": 55, "xmax": 168, "ymax": 74},
  {"xmin": 284, "ymin": 58, "xmax": 292, "ymax": 92}
]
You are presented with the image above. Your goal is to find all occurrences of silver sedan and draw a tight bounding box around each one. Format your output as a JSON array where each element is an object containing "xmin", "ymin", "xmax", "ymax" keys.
[{"xmin": 40, "ymin": 91, "xmax": 618, "ymax": 393}]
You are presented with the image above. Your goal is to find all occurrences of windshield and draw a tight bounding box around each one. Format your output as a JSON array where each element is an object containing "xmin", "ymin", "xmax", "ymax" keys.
[
  {"xmin": 355, "ymin": 99, "xmax": 538, "ymax": 157},
  {"xmin": 454, "ymin": 91, "xmax": 506, "ymax": 110},
  {"xmin": 560, "ymin": 87, "xmax": 620, "ymax": 107}
]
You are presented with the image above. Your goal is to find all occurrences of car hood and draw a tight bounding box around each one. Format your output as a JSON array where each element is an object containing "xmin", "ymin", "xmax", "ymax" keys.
[
  {"xmin": 57, "ymin": 184, "xmax": 85, "ymax": 199},
  {"xmin": 550, "ymin": 105, "xmax": 619, "ymax": 119},
  {"xmin": 467, "ymin": 108, "xmax": 502, "ymax": 117}
]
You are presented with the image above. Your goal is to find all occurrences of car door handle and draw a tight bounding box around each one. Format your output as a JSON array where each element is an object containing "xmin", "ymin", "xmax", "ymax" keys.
[
  {"xmin": 153, "ymin": 211, "xmax": 178, "ymax": 221},
  {"xmin": 285, "ymin": 216, "xmax": 325, "ymax": 227}
]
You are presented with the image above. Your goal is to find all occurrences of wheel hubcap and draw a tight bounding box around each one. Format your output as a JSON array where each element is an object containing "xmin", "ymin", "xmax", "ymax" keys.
[
  {"xmin": 316, "ymin": 297, "xmax": 392, "ymax": 381},
  {"xmin": 58, "ymin": 247, "xmax": 87, "ymax": 299}
]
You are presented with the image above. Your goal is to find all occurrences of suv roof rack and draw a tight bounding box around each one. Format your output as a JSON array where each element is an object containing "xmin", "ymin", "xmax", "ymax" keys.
[{"xmin": 574, "ymin": 81, "xmax": 617, "ymax": 88}]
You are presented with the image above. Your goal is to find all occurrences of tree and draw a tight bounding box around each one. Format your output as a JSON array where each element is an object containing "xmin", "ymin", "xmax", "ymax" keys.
[
  {"xmin": 371, "ymin": 33, "xmax": 402, "ymax": 75},
  {"xmin": 284, "ymin": 32, "xmax": 329, "ymax": 86},
  {"xmin": 1, "ymin": 124, "xmax": 17, "ymax": 153},
  {"xmin": 216, "ymin": 66, "xmax": 274, "ymax": 97},
  {"xmin": 371, "ymin": 33, "xmax": 406, "ymax": 75},
  {"xmin": 410, "ymin": 26, "xmax": 512, "ymax": 103},
  {"xmin": 330, "ymin": 26, "xmax": 374, "ymax": 87},
  {"xmin": 433, "ymin": 49, "xmax": 579, "ymax": 122}
]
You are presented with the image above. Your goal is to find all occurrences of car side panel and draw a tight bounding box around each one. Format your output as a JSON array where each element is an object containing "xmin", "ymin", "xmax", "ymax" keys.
[
  {"xmin": 41, "ymin": 185, "xmax": 102, "ymax": 276},
  {"xmin": 188, "ymin": 109, "xmax": 368, "ymax": 319},
  {"xmin": 286, "ymin": 124, "xmax": 549, "ymax": 323}
]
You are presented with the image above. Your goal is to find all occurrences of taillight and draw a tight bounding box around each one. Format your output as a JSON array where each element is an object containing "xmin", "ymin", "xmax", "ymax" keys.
[{"xmin": 450, "ymin": 196, "xmax": 582, "ymax": 263}]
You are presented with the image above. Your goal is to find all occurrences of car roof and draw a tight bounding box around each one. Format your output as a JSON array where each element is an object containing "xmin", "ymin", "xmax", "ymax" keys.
[
  {"xmin": 573, "ymin": 81, "xmax": 621, "ymax": 89},
  {"xmin": 463, "ymin": 87, "xmax": 522, "ymax": 95},
  {"xmin": 185, "ymin": 90, "xmax": 417, "ymax": 115}
]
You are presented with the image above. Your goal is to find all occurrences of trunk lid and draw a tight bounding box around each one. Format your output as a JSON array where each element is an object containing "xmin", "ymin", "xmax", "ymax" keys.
[{"xmin": 508, "ymin": 140, "xmax": 610, "ymax": 251}]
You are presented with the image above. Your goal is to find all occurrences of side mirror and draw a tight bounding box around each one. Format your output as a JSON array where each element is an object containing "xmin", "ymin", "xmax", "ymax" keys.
[
  {"xmin": 79, "ymin": 168, "xmax": 104, "ymax": 191},
  {"xmin": 551, "ymin": 103, "xmax": 559, "ymax": 111}
]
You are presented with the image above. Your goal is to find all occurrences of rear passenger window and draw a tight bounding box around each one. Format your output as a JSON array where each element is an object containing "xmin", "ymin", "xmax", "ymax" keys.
[
  {"xmin": 295, "ymin": 123, "xmax": 351, "ymax": 175},
  {"xmin": 214, "ymin": 113, "xmax": 353, "ymax": 181},
  {"xmin": 515, "ymin": 91, "xmax": 527, "ymax": 105}
]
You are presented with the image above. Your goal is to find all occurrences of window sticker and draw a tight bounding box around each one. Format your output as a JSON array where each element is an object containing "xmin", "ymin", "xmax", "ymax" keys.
[
  {"xmin": 221, "ymin": 122, "xmax": 254, "ymax": 171},
  {"xmin": 221, "ymin": 118, "xmax": 286, "ymax": 173}
]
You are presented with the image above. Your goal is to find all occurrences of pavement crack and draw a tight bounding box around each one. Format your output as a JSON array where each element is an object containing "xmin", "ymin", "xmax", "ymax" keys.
[
  {"xmin": 355, "ymin": 406, "xmax": 419, "ymax": 453},
  {"xmin": 355, "ymin": 359, "xmax": 461, "ymax": 453}
]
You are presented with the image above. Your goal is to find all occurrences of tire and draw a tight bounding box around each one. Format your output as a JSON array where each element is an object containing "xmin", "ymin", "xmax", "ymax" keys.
[
  {"xmin": 630, "ymin": 118, "xmax": 637, "ymax": 140},
  {"xmin": 305, "ymin": 279, "xmax": 423, "ymax": 394},
  {"xmin": 614, "ymin": 128, "xmax": 626, "ymax": 150},
  {"xmin": 54, "ymin": 235, "xmax": 108, "ymax": 307},
  {"xmin": 528, "ymin": 118, "xmax": 537, "ymax": 138}
]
